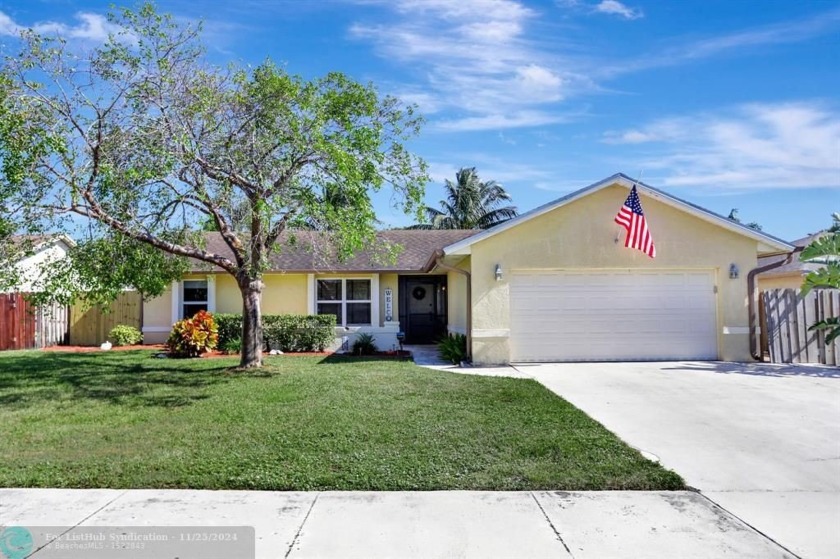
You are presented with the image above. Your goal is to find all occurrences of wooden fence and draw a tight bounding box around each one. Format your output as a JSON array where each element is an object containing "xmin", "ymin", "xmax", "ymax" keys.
[
  {"xmin": 0, "ymin": 294, "xmax": 69, "ymax": 350},
  {"xmin": 36, "ymin": 301, "xmax": 69, "ymax": 347},
  {"xmin": 69, "ymin": 291, "xmax": 142, "ymax": 346},
  {"xmin": 762, "ymin": 288, "xmax": 839, "ymax": 365},
  {"xmin": 0, "ymin": 292, "xmax": 37, "ymax": 350}
]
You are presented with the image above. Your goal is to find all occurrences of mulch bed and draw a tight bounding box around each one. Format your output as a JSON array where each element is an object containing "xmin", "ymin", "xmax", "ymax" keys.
[
  {"xmin": 42, "ymin": 344, "xmax": 165, "ymax": 353},
  {"xmin": 40, "ymin": 346, "xmax": 411, "ymax": 360}
]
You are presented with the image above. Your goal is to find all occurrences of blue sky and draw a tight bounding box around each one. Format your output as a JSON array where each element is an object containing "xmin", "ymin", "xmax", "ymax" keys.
[{"xmin": 1, "ymin": 0, "xmax": 838, "ymax": 241}]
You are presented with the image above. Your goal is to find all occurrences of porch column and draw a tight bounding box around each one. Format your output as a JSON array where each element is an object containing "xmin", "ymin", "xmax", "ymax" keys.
[
  {"xmin": 371, "ymin": 274, "xmax": 380, "ymax": 327},
  {"xmin": 207, "ymin": 275, "xmax": 216, "ymax": 313},
  {"xmin": 170, "ymin": 281, "xmax": 180, "ymax": 324},
  {"xmin": 306, "ymin": 274, "xmax": 315, "ymax": 315}
]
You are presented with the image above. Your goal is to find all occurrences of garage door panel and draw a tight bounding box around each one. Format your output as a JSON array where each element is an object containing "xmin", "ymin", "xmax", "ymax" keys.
[{"xmin": 510, "ymin": 271, "xmax": 717, "ymax": 362}]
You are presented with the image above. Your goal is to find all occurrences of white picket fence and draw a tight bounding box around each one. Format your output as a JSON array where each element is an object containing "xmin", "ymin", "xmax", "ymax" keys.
[{"xmin": 762, "ymin": 289, "xmax": 839, "ymax": 365}]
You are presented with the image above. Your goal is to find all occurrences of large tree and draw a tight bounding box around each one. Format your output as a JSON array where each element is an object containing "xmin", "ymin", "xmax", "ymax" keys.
[
  {"xmin": 0, "ymin": 4, "xmax": 426, "ymax": 368},
  {"xmin": 412, "ymin": 167, "xmax": 516, "ymax": 230}
]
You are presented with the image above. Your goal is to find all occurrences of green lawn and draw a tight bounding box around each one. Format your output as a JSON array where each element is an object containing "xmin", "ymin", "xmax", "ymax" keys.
[{"xmin": 0, "ymin": 350, "xmax": 683, "ymax": 491}]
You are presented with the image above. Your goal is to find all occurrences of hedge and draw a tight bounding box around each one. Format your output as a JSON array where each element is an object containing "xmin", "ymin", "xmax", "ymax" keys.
[{"xmin": 214, "ymin": 313, "xmax": 337, "ymax": 352}]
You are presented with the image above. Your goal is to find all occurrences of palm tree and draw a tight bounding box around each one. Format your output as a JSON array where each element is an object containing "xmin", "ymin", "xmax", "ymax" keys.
[{"xmin": 413, "ymin": 168, "xmax": 517, "ymax": 230}]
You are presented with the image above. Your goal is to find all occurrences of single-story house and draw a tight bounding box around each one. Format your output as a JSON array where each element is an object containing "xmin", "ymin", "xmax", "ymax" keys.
[
  {"xmin": 756, "ymin": 231, "xmax": 825, "ymax": 292},
  {"xmin": 142, "ymin": 173, "xmax": 794, "ymax": 364},
  {"xmin": 2, "ymin": 234, "xmax": 75, "ymax": 293}
]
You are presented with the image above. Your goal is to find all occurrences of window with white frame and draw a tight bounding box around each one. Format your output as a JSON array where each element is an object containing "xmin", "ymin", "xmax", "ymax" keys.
[
  {"xmin": 316, "ymin": 278, "xmax": 372, "ymax": 326},
  {"xmin": 182, "ymin": 280, "xmax": 208, "ymax": 318}
]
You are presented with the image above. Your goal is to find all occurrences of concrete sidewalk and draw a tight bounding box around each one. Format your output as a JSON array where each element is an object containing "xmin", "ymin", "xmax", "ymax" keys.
[{"xmin": 0, "ymin": 488, "xmax": 795, "ymax": 558}]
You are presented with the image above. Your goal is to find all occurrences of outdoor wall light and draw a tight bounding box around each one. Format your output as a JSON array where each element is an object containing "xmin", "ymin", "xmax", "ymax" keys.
[
  {"xmin": 495, "ymin": 264, "xmax": 503, "ymax": 281},
  {"xmin": 729, "ymin": 263, "xmax": 739, "ymax": 279}
]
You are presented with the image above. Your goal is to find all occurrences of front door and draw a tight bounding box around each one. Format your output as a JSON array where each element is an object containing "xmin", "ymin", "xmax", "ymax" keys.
[{"xmin": 400, "ymin": 276, "xmax": 447, "ymax": 344}]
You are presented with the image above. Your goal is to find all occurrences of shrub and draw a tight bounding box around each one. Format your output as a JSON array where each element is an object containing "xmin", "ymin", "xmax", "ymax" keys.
[
  {"xmin": 109, "ymin": 324, "xmax": 142, "ymax": 346},
  {"xmin": 215, "ymin": 313, "xmax": 336, "ymax": 353},
  {"xmin": 167, "ymin": 310, "xmax": 219, "ymax": 358},
  {"xmin": 214, "ymin": 313, "xmax": 242, "ymax": 349},
  {"xmin": 263, "ymin": 315, "xmax": 336, "ymax": 352},
  {"xmin": 352, "ymin": 333, "xmax": 377, "ymax": 356},
  {"xmin": 220, "ymin": 337, "xmax": 242, "ymax": 355},
  {"xmin": 438, "ymin": 333, "xmax": 468, "ymax": 365}
]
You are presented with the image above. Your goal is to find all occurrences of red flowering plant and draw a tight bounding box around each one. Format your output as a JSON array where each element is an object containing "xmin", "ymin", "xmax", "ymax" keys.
[{"xmin": 166, "ymin": 310, "xmax": 219, "ymax": 358}]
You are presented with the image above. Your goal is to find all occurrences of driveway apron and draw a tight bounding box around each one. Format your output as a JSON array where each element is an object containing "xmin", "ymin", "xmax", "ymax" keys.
[{"xmin": 522, "ymin": 361, "xmax": 840, "ymax": 559}]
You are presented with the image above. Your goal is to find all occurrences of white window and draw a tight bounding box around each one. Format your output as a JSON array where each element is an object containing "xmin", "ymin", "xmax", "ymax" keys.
[
  {"xmin": 182, "ymin": 280, "xmax": 208, "ymax": 319},
  {"xmin": 317, "ymin": 278, "xmax": 372, "ymax": 326}
]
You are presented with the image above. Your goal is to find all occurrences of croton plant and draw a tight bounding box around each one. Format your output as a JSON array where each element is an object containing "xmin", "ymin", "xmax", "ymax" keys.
[{"xmin": 167, "ymin": 310, "xmax": 219, "ymax": 358}]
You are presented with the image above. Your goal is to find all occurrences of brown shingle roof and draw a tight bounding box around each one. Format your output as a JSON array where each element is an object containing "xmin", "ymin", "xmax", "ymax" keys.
[
  {"xmin": 757, "ymin": 231, "xmax": 827, "ymax": 277},
  {"xmin": 196, "ymin": 229, "xmax": 479, "ymax": 273},
  {"xmin": 4, "ymin": 234, "xmax": 74, "ymax": 261}
]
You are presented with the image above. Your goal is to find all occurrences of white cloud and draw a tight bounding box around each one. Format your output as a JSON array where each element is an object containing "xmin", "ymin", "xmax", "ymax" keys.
[
  {"xmin": 352, "ymin": 2, "xmax": 838, "ymax": 133},
  {"xmin": 0, "ymin": 10, "xmax": 122, "ymax": 42},
  {"xmin": 594, "ymin": 0, "xmax": 642, "ymax": 20},
  {"xmin": 605, "ymin": 102, "xmax": 840, "ymax": 189},
  {"xmin": 435, "ymin": 110, "xmax": 573, "ymax": 132},
  {"xmin": 0, "ymin": 12, "xmax": 22, "ymax": 36},
  {"xmin": 498, "ymin": 131, "xmax": 517, "ymax": 145},
  {"xmin": 426, "ymin": 157, "xmax": 553, "ymax": 185},
  {"xmin": 349, "ymin": 0, "xmax": 584, "ymax": 131},
  {"xmin": 392, "ymin": 0, "xmax": 535, "ymax": 21},
  {"xmin": 516, "ymin": 64, "xmax": 564, "ymax": 101},
  {"xmin": 395, "ymin": 91, "xmax": 445, "ymax": 114},
  {"xmin": 600, "ymin": 7, "xmax": 840, "ymax": 77},
  {"xmin": 458, "ymin": 20, "xmax": 523, "ymax": 42},
  {"xmin": 602, "ymin": 120, "xmax": 686, "ymax": 144}
]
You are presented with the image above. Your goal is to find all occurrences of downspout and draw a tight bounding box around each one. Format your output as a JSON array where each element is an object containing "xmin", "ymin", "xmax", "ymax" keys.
[
  {"xmin": 748, "ymin": 246, "xmax": 804, "ymax": 360},
  {"xmin": 428, "ymin": 250, "xmax": 472, "ymax": 360}
]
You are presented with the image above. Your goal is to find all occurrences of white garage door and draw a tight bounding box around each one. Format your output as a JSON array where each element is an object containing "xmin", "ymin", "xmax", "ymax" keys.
[{"xmin": 510, "ymin": 270, "xmax": 718, "ymax": 362}]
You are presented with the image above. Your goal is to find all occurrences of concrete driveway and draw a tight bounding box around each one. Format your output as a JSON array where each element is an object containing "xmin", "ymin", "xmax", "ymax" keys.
[{"xmin": 522, "ymin": 361, "xmax": 840, "ymax": 559}]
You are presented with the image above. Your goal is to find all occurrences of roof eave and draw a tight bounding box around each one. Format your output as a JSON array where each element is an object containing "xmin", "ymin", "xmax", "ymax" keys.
[
  {"xmin": 187, "ymin": 268, "xmax": 439, "ymax": 275},
  {"xmin": 443, "ymin": 173, "xmax": 794, "ymax": 255}
]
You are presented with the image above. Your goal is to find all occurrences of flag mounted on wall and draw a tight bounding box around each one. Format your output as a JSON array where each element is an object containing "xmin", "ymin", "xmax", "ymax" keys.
[{"xmin": 614, "ymin": 185, "xmax": 656, "ymax": 258}]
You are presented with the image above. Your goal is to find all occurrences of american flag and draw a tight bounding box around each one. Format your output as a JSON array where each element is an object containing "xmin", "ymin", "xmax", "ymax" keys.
[{"xmin": 615, "ymin": 185, "xmax": 656, "ymax": 258}]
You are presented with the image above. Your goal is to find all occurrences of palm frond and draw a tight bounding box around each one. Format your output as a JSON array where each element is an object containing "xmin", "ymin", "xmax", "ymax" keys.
[
  {"xmin": 477, "ymin": 207, "xmax": 518, "ymax": 229},
  {"xmin": 808, "ymin": 317, "xmax": 840, "ymax": 345},
  {"xmin": 410, "ymin": 167, "xmax": 518, "ymax": 229},
  {"xmin": 801, "ymin": 264, "xmax": 840, "ymax": 294},
  {"xmin": 800, "ymin": 233, "xmax": 840, "ymax": 263}
]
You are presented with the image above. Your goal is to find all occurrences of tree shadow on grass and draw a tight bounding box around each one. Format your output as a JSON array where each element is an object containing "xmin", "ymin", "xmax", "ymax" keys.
[{"xmin": 0, "ymin": 350, "xmax": 233, "ymax": 409}]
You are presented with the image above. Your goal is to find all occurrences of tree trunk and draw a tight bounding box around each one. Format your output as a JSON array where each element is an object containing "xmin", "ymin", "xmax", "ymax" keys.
[{"xmin": 239, "ymin": 278, "xmax": 264, "ymax": 368}]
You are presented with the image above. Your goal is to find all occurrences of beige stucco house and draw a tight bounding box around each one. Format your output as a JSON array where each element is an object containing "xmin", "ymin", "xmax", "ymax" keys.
[{"xmin": 142, "ymin": 174, "xmax": 793, "ymax": 364}]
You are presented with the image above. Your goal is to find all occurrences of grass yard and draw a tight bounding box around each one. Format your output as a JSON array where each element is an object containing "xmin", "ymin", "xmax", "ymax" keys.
[{"xmin": 0, "ymin": 351, "xmax": 684, "ymax": 491}]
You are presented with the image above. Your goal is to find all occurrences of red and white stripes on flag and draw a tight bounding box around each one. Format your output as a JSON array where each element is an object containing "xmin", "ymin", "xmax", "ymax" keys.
[{"xmin": 614, "ymin": 185, "xmax": 656, "ymax": 258}]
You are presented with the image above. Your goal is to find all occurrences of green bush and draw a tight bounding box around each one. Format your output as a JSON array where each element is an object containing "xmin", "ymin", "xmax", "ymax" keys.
[
  {"xmin": 214, "ymin": 314, "xmax": 242, "ymax": 348},
  {"xmin": 220, "ymin": 337, "xmax": 242, "ymax": 355},
  {"xmin": 352, "ymin": 333, "xmax": 377, "ymax": 356},
  {"xmin": 438, "ymin": 333, "xmax": 468, "ymax": 365},
  {"xmin": 215, "ymin": 313, "xmax": 336, "ymax": 353},
  {"xmin": 109, "ymin": 324, "xmax": 142, "ymax": 346},
  {"xmin": 167, "ymin": 310, "xmax": 219, "ymax": 358},
  {"xmin": 264, "ymin": 314, "xmax": 336, "ymax": 352}
]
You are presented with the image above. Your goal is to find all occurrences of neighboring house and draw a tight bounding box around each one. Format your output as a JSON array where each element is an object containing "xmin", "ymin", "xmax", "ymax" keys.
[
  {"xmin": 756, "ymin": 231, "xmax": 826, "ymax": 291},
  {"xmin": 2, "ymin": 235, "xmax": 74, "ymax": 293},
  {"xmin": 1, "ymin": 235, "xmax": 74, "ymax": 350},
  {"xmin": 142, "ymin": 173, "xmax": 793, "ymax": 364}
]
